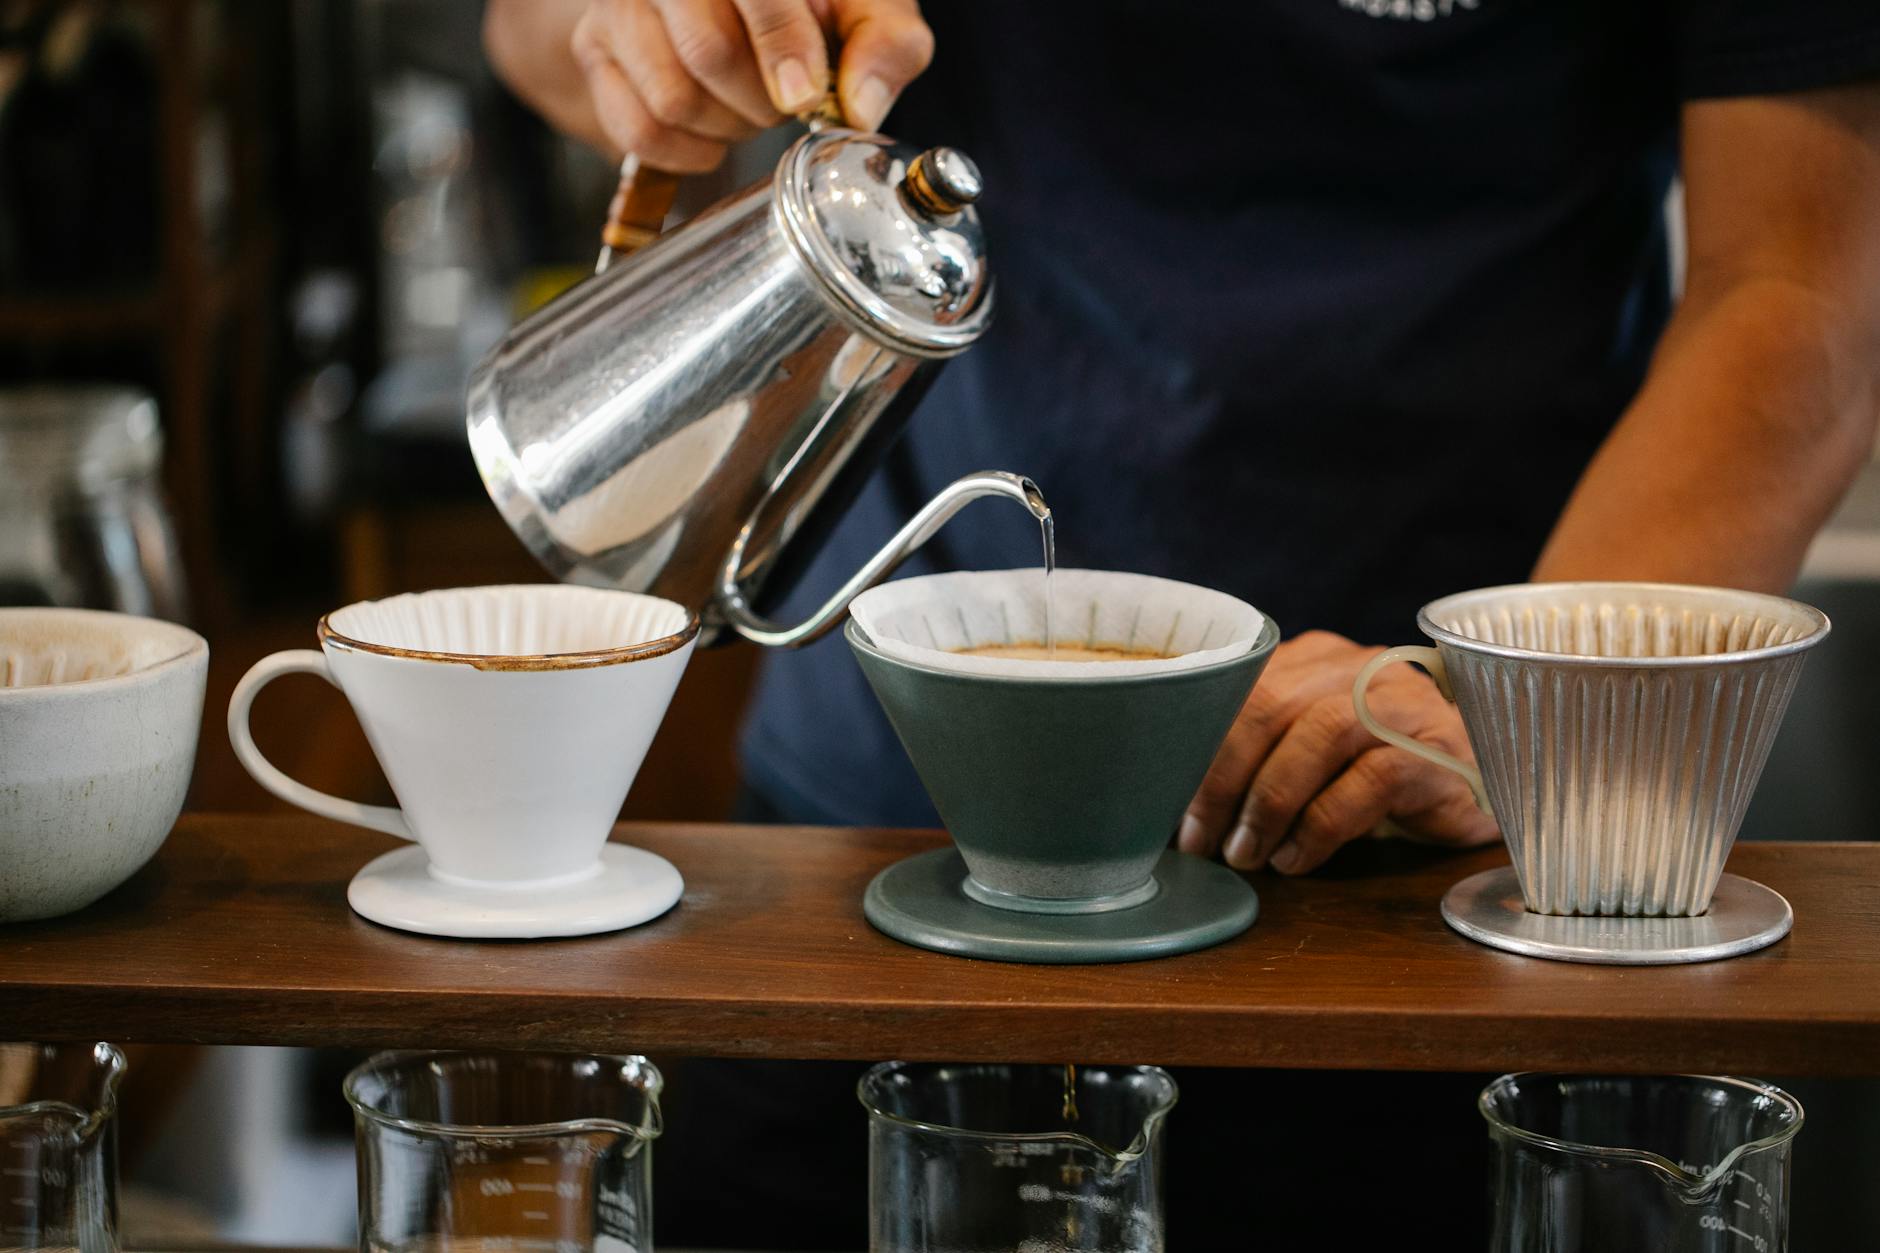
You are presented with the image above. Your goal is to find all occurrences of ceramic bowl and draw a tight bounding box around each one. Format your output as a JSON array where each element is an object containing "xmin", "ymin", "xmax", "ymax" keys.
[{"xmin": 0, "ymin": 608, "xmax": 206, "ymax": 921}]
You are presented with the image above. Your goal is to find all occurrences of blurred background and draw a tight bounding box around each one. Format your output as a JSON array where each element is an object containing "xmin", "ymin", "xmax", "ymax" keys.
[
  {"xmin": 0, "ymin": 0, "xmax": 780, "ymax": 827},
  {"xmin": 0, "ymin": 0, "xmax": 785, "ymax": 1244},
  {"xmin": 2, "ymin": 0, "xmax": 1876, "ymax": 1248}
]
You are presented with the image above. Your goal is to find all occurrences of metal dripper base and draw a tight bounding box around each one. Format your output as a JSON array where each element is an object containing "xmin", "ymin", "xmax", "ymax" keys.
[
  {"xmin": 864, "ymin": 848, "xmax": 1257, "ymax": 964},
  {"xmin": 1441, "ymin": 866, "xmax": 1793, "ymax": 965}
]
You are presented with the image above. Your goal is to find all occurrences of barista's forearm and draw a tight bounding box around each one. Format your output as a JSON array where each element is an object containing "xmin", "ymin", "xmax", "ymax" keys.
[
  {"xmin": 1537, "ymin": 86, "xmax": 1880, "ymax": 592},
  {"xmin": 1533, "ymin": 276, "xmax": 1878, "ymax": 592},
  {"xmin": 484, "ymin": 0, "xmax": 613, "ymax": 155}
]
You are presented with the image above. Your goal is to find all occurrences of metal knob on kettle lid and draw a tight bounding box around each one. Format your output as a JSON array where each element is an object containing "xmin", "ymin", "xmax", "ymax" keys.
[
  {"xmin": 903, "ymin": 147, "xmax": 982, "ymax": 214},
  {"xmin": 775, "ymin": 130, "xmax": 993, "ymax": 356}
]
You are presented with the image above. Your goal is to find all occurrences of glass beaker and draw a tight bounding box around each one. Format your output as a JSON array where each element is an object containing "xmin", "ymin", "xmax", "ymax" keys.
[
  {"xmin": 0, "ymin": 1042, "xmax": 124, "ymax": 1253},
  {"xmin": 1482, "ymin": 1074, "xmax": 1801, "ymax": 1253},
  {"xmin": 345, "ymin": 1051, "xmax": 662, "ymax": 1253},
  {"xmin": 0, "ymin": 387, "xmax": 188, "ymax": 621},
  {"xmin": 860, "ymin": 1061, "xmax": 1175, "ymax": 1253}
]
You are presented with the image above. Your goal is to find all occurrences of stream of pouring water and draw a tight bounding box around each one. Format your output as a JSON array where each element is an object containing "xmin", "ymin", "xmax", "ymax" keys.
[
  {"xmin": 1037, "ymin": 498, "xmax": 1076, "ymax": 1137},
  {"xmin": 1060, "ymin": 1062, "xmax": 1083, "ymax": 1243},
  {"xmin": 1041, "ymin": 511, "xmax": 1057, "ymax": 658}
]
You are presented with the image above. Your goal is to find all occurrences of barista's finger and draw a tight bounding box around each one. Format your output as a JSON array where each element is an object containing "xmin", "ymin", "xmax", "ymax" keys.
[
  {"xmin": 1183, "ymin": 632, "xmax": 1380, "ymax": 857},
  {"xmin": 730, "ymin": 0, "xmax": 830, "ymax": 114},
  {"xmin": 1182, "ymin": 673, "xmax": 1344, "ymax": 854},
  {"xmin": 1224, "ymin": 694, "xmax": 1371, "ymax": 871},
  {"xmin": 1270, "ymin": 746, "xmax": 1499, "ymax": 875},
  {"xmin": 573, "ymin": 34, "xmax": 730, "ymax": 171},
  {"xmin": 1182, "ymin": 678, "xmax": 1319, "ymax": 854},
  {"xmin": 1265, "ymin": 749, "xmax": 1408, "ymax": 876},
  {"xmin": 830, "ymin": 0, "xmax": 933, "ymax": 130},
  {"xmin": 1279, "ymin": 628, "xmax": 1367, "ymax": 666},
  {"xmin": 1180, "ymin": 724, "xmax": 1264, "ymax": 858},
  {"xmin": 649, "ymin": 0, "xmax": 784, "ymax": 127},
  {"xmin": 613, "ymin": 0, "xmax": 762, "ymax": 142}
]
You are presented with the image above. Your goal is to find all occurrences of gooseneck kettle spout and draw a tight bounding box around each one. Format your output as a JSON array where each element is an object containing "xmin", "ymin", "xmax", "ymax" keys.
[{"xmin": 718, "ymin": 471, "xmax": 1048, "ymax": 648}]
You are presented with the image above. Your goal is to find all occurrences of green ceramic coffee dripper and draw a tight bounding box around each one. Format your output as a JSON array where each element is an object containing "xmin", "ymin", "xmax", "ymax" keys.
[{"xmin": 847, "ymin": 569, "xmax": 1277, "ymax": 963}]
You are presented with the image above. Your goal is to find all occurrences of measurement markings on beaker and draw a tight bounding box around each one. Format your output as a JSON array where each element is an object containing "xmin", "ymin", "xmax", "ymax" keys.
[{"xmin": 1699, "ymin": 1214, "xmax": 1769, "ymax": 1251}]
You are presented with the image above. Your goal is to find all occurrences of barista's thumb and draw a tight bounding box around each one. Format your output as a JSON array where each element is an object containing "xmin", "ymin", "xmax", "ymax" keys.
[
  {"xmin": 830, "ymin": 0, "xmax": 934, "ymax": 131},
  {"xmin": 734, "ymin": 0, "xmax": 932, "ymax": 131},
  {"xmin": 732, "ymin": 0, "xmax": 833, "ymax": 115}
]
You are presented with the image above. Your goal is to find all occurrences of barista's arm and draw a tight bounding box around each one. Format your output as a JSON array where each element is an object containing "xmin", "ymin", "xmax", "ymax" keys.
[
  {"xmin": 1182, "ymin": 82, "xmax": 1880, "ymax": 877},
  {"xmin": 1534, "ymin": 84, "xmax": 1880, "ymax": 589},
  {"xmin": 484, "ymin": 0, "xmax": 933, "ymax": 171}
]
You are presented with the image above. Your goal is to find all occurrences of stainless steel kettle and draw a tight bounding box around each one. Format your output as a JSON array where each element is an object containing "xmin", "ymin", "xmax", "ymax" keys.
[{"xmin": 466, "ymin": 120, "xmax": 1042, "ymax": 646}]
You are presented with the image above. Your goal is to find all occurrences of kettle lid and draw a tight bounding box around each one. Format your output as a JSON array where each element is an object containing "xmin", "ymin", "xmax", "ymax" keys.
[{"xmin": 774, "ymin": 129, "xmax": 993, "ymax": 358}]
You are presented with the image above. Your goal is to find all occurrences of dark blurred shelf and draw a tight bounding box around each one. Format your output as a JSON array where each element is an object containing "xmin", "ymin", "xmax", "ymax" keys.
[
  {"xmin": 4, "ymin": 815, "xmax": 1880, "ymax": 1075},
  {"xmin": 0, "ymin": 291, "xmax": 166, "ymax": 339},
  {"xmin": 0, "ymin": 233, "xmax": 270, "ymax": 343}
]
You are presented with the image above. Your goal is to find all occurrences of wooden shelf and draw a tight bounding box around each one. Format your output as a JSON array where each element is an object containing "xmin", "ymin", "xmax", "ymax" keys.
[{"xmin": 5, "ymin": 815, "xmax": 1878, "ymax": 1075}]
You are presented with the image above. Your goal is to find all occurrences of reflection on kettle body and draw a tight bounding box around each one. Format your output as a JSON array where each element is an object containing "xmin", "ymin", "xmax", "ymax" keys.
[{"xmin": 539, "ymin": 398, "xmax": 750, "ymax": 557}]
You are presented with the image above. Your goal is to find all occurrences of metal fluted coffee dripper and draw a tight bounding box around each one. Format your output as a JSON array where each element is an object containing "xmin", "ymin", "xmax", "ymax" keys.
[
  {"xmin": 1356, "ymin": 583, "xmax": 1830, "ymax": 964},
  {"xmin": 467, "ymin": 99, "xmax": 1043, "ymax": 647}
]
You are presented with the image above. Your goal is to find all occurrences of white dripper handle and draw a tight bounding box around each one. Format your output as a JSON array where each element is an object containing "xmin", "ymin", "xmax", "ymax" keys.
[{"xmin": 1352, "ymin": 645, "xmax": 1489, "ymax": 810}]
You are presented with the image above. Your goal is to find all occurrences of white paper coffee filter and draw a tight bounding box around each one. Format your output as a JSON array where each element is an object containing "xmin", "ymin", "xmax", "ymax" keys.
[
  {"xmin": 849, "ymin": 569, "xmax": 1265, "ymax": 678},
  {"xmin": 328, "ymin": 585, "xmax": 691, "ymax": 655}
]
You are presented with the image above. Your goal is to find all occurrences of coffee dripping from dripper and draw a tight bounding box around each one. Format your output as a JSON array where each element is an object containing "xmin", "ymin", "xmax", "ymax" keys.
[{"xmin": 467, "ymin": 88, "xmax": 1044, "ymax": 645}]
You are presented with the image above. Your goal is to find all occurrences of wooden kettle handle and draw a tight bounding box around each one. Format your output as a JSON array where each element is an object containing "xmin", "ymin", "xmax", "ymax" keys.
[
  {"xmin": 596, "ymin": 155, "xmax": 683, "ymax": 274},
  {"xmin": 594, "ymin": 86, "xmax": 848, "ymax": 274}
]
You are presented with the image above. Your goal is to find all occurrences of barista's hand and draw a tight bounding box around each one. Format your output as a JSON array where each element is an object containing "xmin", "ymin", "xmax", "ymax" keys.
[
  {"xmin": 567, "ymin": 0, "xmax": 933, "ymax": 171},
  {"xmin": 1178, "ymin": 630, "xmax": 1499, "ymax": 875}
]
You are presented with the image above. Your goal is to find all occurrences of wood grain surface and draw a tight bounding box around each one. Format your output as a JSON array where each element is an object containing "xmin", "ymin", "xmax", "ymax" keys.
[{"xmin": 3, "ymin": 815, "xmax": 1877, "ymax": 1075}]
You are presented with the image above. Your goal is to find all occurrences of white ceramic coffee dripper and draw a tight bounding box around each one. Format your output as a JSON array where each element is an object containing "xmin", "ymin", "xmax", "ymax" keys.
[{"xmin": 229, "ymin": 585, "xmax": 697, "ymax": 938}]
